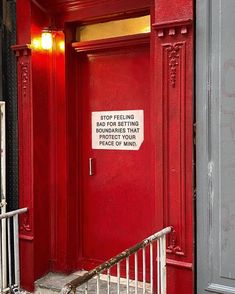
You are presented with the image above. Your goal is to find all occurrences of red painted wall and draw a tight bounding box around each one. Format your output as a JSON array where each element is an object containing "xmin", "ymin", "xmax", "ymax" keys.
[
  {"xmin": 15, "ymin": 0, "xmax": 66, "ymax": 290},
  {"xmin": 16, "ymin": 0, "xmax": 31, "ymax": 44},
  {"xmin": 14, "ymin": 0, "xmax": 194, "ymax": 292},
  {"xmin": 153, "ymin": 0, "xmax": 194, "ymax": 293},
  {"xmin": 155, "ymin": 0, "xmax": 193, "ymax": 22},
  {"xmin": 31, "ymin": 2, "xmax": 51, "ymax": 279},
  {"xmin": 49, "ymin": 31, "xmax": 68, "ymax": 273}
]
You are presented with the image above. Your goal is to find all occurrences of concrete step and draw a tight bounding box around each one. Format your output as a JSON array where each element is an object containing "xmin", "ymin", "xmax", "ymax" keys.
[{"xmin": 33, "ymin": 272, "xmax": 151, "ymax": 294}]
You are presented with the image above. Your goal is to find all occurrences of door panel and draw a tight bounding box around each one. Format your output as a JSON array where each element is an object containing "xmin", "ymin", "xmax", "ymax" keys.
[
  {"xmin": 197, "ymin": 0, "xmax": 235, "ymax": 292},
  {"xmin": 78, "ymin": 44, "xmax": 154, "ymax": 265}
]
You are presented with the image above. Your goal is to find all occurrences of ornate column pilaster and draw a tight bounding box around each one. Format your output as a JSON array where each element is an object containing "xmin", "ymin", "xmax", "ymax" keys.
[
  {"xmin": 152, "ymin": 1, "xmax": 194, "ymax": 292},
  {"xmin": 12, "ymin": 44, "xmax": 33, "ymax": 239}
]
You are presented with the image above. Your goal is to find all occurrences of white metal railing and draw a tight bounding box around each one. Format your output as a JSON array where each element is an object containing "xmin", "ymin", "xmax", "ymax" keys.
[
  {"xmin": 0, "ymin": 102, "xmax": 7, "ymax": 292},
  {"xmin": 0, "ymin": 208, "xmax": 28, "ymax": 293},
  {"xmin": 61, "ymin": 226, "xmax": 172, "ymax": 294},
  {"xmin": 0, "ymin": 98, "xmax": 28, "ymax": 293}
]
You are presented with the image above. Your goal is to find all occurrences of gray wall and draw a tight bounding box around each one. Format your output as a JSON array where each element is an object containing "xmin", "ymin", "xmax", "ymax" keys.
[{"xmin": 197, "ymin": 0, "xmax": 235, "ymax": 293}]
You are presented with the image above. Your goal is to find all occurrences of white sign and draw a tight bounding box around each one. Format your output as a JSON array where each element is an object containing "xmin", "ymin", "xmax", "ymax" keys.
[{"xmin": 92, "ymin": 110, "xmax": 144, "ymax": 150}]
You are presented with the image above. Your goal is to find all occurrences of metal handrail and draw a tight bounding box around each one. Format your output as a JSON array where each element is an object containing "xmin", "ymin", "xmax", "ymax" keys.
[
  {"xmin": 61, "ymin": 226, "xmax": 172, "ymax": 294},
  {"xmin": 0, "ymin": 207, "xmax": 28, "ymax": 293},
  {"xmin": 0, "ymin": 208, "xmax": 28, "ymax": 220}
]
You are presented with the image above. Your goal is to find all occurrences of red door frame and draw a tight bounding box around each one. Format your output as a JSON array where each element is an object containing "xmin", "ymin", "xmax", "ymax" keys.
[
  {"xmin": 73, "ymin": 34, "xmax": 153, "ymax": 271},
  {"xmin": 13, "ymin": 0, "xmax": 194, "ymax": 293}
]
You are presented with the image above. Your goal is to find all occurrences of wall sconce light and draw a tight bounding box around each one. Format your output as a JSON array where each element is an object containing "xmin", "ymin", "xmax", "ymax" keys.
[{"xmin": 41, "ymin": 28, "xmax": 53, "ymax": 50}]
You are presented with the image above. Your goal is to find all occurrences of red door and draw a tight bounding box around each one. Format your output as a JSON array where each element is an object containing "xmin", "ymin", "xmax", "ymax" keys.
[{"xmin": 77, "ymin": 35, "xmax": 155, "ymax": 268}]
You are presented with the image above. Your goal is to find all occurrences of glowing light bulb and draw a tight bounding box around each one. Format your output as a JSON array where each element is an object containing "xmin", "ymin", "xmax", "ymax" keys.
[
  {"xmin": 41, "ymin": 31, "xmax": 53, "ymax": 50},
  {"xmin": 58, "ymin": 41, "xmax": 65, "ymax": 52}
]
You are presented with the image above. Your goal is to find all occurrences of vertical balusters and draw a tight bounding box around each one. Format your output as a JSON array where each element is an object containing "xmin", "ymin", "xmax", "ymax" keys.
[
  {"xmin": 0, "ymin": 219, "xmax": 2, "ymax": 292},
  {"xmin": 0, "ymin": 208, "xmax": 28, "ymax": 292},
  {"xmin": 134, "ymin": 252, "xmax": 138, "ymax": 294},
  {"xmin": 150, "ymin": 243, "xmax": 153, "ymax": 294},
  {"xmin": 126, "ymin": 257, "xmax": 129, "ymax": 294},
  {"xmin": 157, "ymin": 239, "xmax": 160, "ymax": 294},
  {"xmin": 13, "ymin": 215, "xmax": 20, "ymax": 287},
  {"xmin": 97, "ymin": 274, "xmax": 100, "ymax": 294},
  {"xmin": 107, "ymin": 268, "xmax": 111, "ymax": 294},
  {"xmin": 7, "ymin": 218, "xmax": 12, "ymax": 287},
  {"xmin": 2, "ymin": 218, "xmax": 6, "ymax": 290},
  {"xmin": 160, "ymin": 236, "xmax": 166, "ymax": 294},
  {"xmin": 57, "ymin": 229, "xmax": 171, "ymax": 293},
  {"xmin": 117, "ymin": 262, "xmax": 120, "ymax": 294},
  {"xmin": 0, "ymin": 103, "xmax": 7, "ymax": 291},
  {"xmin": 142, "ymin": 247, "xmax": 146, "ymax": 294}
]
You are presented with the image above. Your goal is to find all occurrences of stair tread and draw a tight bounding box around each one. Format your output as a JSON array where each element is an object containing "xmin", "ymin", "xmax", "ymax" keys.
[{"xmin": 34, "ymin": 272, "xmax": 151, "ymax": 294}]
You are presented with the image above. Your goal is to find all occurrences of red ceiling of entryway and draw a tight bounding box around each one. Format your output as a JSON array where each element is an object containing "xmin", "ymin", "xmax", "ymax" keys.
[{"xmin": 33, "ymin": 0, "xmax": 113, "ymax": 13}]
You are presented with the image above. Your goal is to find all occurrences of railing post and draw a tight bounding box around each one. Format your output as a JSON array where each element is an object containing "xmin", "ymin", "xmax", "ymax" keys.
[
  {"xmin": 0, "ymin": 219, "xmax": 2, "ymax": 293},
  {"xmin": 0, "ymin": 102, "xmax": 7, "ymax": 291},
  {"xmin": 13, "ymin": 214, "xmax": 20, "ymax": 288},
  {"xmin": 107, "ymin": 268, "xmax": 111, "ymax": 294},
  {"xmin": 160, "ymin": 235, "xmax": 166, "ymax": 294},
  {"xmin": 117, "ymin": 262, "xmax": 120, "ymax": 294},
  {"xmin": 126, "ymin": 257, "xmax": 129, "ymax": 294},
  {"xmin": 134, "ymin": 252, "xmax": 138, "ymax": 294},
  {"xmin": 142, "ymin": 246, "xmax": 146, "ymax": 294},
  {"xmin": 157, "ymin": 239, "xmax": 160, "ymax": 294},
  {"xmin": 7, "ymin": 218, "xmax": 12, "ymax": 286},
  {"xmin": 96, "ymin": 274, "xmax": 100, "ymax": 294}
]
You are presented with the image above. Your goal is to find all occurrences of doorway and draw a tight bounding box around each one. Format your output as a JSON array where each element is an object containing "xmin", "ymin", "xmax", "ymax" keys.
[{"xmin": 74, "ymin": 28, "xmax": 156, "ymax": 269}]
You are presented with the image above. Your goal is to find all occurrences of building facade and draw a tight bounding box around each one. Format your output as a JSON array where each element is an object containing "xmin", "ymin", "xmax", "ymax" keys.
[
  {"xmin": 14, "ymin": 0, "xmax": 194, "ymax": 292},
  {"xmin": 3, "ymin": 0, "xmax": 235, "ymax": 293}
]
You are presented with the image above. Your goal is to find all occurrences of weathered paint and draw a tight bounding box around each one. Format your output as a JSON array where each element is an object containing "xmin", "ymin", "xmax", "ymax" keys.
[{"xmin": 197, "ymin": 0, "xmax": 235, "ymax": 292}]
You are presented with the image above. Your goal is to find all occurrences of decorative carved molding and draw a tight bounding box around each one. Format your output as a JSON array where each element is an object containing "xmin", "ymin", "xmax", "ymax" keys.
[
  {"xmin": 12, "ymin": 44, "xmax": 33, "ymax": 235},
  {"xmin": 20, "ymin": 62, "xmax": 30, "ymax": 100},
  {"xmin": 161, "ymin": 41, "xmax": 187, "ymax": 256},
  {"xmin": 19, "ymin": 234, "xmax": 34, "ymax": 242},
  {"xmin": 18, "ymin": 60, "xmax": 33, "ymax": 234},
  {"xmin": 166, "ymin": 258, "xmax": 193, "ymax": 270},
  {"xmin": 11, "ymin": 44, "xmax": 31, "ymax": 57},
  {"xmin": 20, "ymin": 212, "xmax": 32, "ymax": 233},
  {"xmin": 167, "ymin": 44, "xmax": 181, "ymax": 87},
  {"xmin": 167, "ymin": 229, "xmax": 183, "ymax": 255},
  {"xmin": 152, "ymin": 19, "xmax": 192, "ymax": 37},
  {"xmin": 73, "ymin": 33, "xmax": 150, "ymax": 53}
]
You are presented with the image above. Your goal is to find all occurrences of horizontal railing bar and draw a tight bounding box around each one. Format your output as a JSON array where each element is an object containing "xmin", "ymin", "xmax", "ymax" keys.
[
  {"xmin": 61, "ymin": 226, "xmax": 172, "ymax": 293},
  {"xmin": 0, "ymin": 208, "xmax": 28, "ymax": 220}
]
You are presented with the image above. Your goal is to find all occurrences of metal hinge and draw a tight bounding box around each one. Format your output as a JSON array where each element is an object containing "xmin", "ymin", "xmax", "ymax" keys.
[{"xmin": 193, "ymin": 188, "xmax": 197, "ymax": 200}]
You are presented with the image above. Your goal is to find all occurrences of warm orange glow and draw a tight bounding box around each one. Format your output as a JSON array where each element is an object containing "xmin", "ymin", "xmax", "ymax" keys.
[
  {"xmin": 31, "ymin": 31, "xmax": 65, "ymax": 52},
  {"xmin": 41, "ymin": 32, "xmax": 53, "ymax": 50},
  {"xmin": 58, "ymin": 41, "xmax": 65, "ymax": 52},
  {"xmin": 31, "ymin": 38, "xmax": 42, "ymax": 50}
]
